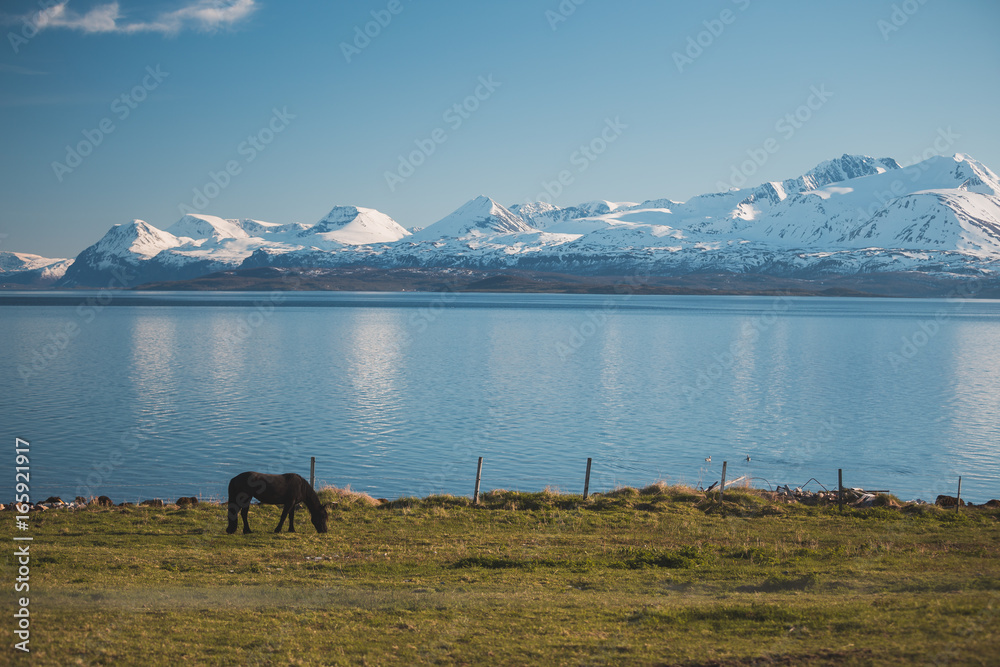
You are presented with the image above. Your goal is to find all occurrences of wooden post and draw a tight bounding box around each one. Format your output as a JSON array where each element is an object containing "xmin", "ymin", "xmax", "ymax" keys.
[
  {"xmin": 310, "ymin": 457, "xmax": 316, "ymax": 488},
  {"xmin": 583, "ymin": 458, "xmax": 593, "ymax": 499},
  {"xmin": 719, "ymin": 461, "xmax": 727, "ymax": 504},
  {"xmin": 838, "ymin": 469, "xmax": 843, "ymax": 511},
  {"xmin": 956, "ymin": 476, "xmax": 962, "ymax": 512},
  {"xmin": 473, "ymin": 457, "xmax": 483, "ymax": 505}
]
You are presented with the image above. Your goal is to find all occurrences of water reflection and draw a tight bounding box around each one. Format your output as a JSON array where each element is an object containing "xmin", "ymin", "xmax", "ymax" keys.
[
  {"xmin": 3, "ymin": 295, "xmax": 1000, "ymax": 502},
  {"xmin": 126, "ymin": 310, "xmax": 178, "ymax": 420},
  {"xmin": 342, "ymin": 309, "xmax": 407, "ymax": 449}
]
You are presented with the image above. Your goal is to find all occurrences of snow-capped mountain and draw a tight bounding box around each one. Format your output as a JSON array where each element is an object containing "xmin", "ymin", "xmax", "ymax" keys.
[
  {"xmin": 0, "ymin": 252, "xmax": 72, "ymax": 286},
  {"xmin": 0, "ymin": 251, "xmax": 67, "ymax": 273},
  {"xmin": 303, "ymin": 206, "xmax": 411, "ymax": 245},
  {"xmin": 55, "ymin": 208, "xmax": 410, "ymax": 287},
  {"xmin": 513, "ymin": 200, "xmax": 639, "ymax": 233},
  {"xmin": 58, "ymin": 220, "xmax": 184, "ymax": 287},
  {"xmin": 408, "ymin": 196, "xmax": 536, "ymax": 241},
  {"xmin": 845, "ymin": 190, "xmax": 1000, "ymax": 256},
  {"xmin": 167, "ymin": 214, "xmax": 250, "ymax": 242},
  {"xmin": 13, "ymin": 151, "xmax": 998, "ymax": 289}
]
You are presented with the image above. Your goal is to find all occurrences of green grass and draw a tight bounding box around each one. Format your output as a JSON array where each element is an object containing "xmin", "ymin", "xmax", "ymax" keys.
[{"xmin": 3, "ymin": 487, "xmax": 999, "ymax": 665}]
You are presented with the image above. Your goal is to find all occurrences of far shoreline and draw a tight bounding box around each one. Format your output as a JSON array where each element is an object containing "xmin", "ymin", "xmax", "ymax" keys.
[{"xmin": 2, "ymin": 266, "xmax": 999, "ymax": 299}]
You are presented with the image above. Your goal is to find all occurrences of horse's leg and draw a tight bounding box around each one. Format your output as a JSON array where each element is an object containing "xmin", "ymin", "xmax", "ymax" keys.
[
  {"xmin": 288, "ymin": 504, "xmax": 296, "ymax": 533},
  {"xmin": 274, "ymin": 504, "xmax": 290, "ymax": 533},
  {"xmin": 226, "ymin": 498, "xmax": 239, "ymax": 534},
  {"xmin": 241, "ymin": 505, "xmax": 251, "ymax": 534}
]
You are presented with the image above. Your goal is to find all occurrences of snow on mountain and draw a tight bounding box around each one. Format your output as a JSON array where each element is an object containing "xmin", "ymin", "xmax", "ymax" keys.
[
  {"xmin": 57, "ymin": 220, "xmax": 185, "ymax": 287},
  {"xmin": 33, "ymin": 259, "xmax": 74, "ymax": 283},
  {"xmin": 576, "ymin": 200, "xmax": 636, "ymax": 216},
  {"xmin": 511, "ymin": 200, "xmax": 641, "ymax": 232},
  {"xmin": 744, "ymin": 154, "xmax": 1000, "ymax": 248},
  {"xmin": 408, "ymin": 196, "xmax": 537, "ymax": 241},
  {"xmin": 237, "ymin": 218, "xmax": 310, "ymax": 236},
  {"xmin": 302, "ymin": 206, "xmax": 410, "ymax": 245},
  {"xmin": 845, "ymin": 190, "xmax": 1000, "ymax": 256},
  {"xmin": 785, "ymin": 154, "xmax": 901, "ymax": 193},
  {"xmin": 32, "ymin": 151, "xmax": 1000, "ymax": 288},
  {"xmin": 166, "ymin": 214, "xmax": 250, "ymax": 242},
  {"xmin": 99, "ymin": 219, "xmax": 183, "ymax": 259},
  {"xmin": 0, "ymin": 251, "xmax": 69, "ymax": 273},
  {"xmin": 0, "ymin": 252, "xmax": 73, "ymax": 286},
  {"xmin": 508, "ymin": 201, "xmax": 560, "ymax": 223}
]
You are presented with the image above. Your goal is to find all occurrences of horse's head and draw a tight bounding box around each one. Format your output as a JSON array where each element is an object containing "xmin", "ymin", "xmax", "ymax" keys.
[{"xmin": 312, "ymin": 503, "xmax": 329, "ymax": 533}]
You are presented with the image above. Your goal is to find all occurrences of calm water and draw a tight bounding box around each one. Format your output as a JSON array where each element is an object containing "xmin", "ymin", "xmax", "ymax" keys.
[{"xmin": 1, "ymin": 292, "xmax": 998, "ymax": 503}]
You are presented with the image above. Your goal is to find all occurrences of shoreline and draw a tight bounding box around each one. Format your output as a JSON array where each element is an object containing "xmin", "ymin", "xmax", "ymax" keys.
[
  {"xmin": 3, "ymin": 266, "xmax": 999, "ymax": 299},
  {"xmin": 9, "ymin": 483, "xmax": 998, "ymax": 512}
]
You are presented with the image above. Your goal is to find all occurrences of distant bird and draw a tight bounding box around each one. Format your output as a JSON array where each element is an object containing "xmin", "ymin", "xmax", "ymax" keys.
[
  {"xmin": 704, "ymin": 456, "xmax": 712, "ymax": 462},
  {"xmin": 745, "ymin": 454, "xmax": 751, "ymax": 462}
]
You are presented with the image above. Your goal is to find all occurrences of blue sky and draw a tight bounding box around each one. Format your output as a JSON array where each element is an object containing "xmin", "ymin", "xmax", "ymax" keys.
[{"xmin": 1, "ymin": 0, "xmax": 998, "ymax": 258}]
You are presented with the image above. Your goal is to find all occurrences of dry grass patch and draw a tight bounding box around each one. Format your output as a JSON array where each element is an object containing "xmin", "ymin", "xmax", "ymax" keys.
[{"xmin": 318, "ymin": 485, "xmax": 382, "ymax": 507}]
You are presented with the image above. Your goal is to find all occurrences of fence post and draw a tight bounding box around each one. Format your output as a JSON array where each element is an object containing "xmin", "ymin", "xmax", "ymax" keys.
[
  {"xmin": 310, "ymin": 456, "xmax": 316, "ymax": 489},
  {"xmin": 838, "ymin": 469, "xmax": 843, "ymax": 511},
  {"xmin": 583, "ymin": 458, "xmax": 593, "ymax": 499},
  {"xmin": 473, "ymin": 457, "xmax": 483, "ymax": 505},
  {"xmin": 956, "ymin": 476, "xmax": 962, "ymax": 512},
  {"xmin": 719, "ymin": 461, "xmax": 727, "ymax": 504}
]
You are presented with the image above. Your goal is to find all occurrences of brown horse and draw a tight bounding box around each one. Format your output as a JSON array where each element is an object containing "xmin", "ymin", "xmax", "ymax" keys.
[{"xmin": 226, "ymin": 471, "xmax": 328, "ymax": 534}]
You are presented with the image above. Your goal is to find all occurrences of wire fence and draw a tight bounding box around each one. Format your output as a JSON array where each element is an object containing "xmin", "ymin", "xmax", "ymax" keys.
[{"xmin": 15, "ymin": 455, "xmax": 976, "ymax": 506}]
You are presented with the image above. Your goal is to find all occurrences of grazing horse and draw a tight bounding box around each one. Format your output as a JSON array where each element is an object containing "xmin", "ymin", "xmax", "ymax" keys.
[{"xmin": 226, "ymin": 472, "xmax": 328, "ymax": 534}]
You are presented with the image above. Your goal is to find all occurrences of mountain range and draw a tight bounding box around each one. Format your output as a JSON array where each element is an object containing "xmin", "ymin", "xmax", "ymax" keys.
[{"xmin": 3, "ymin": 152, "xmax": 1000, "ymax": 289}]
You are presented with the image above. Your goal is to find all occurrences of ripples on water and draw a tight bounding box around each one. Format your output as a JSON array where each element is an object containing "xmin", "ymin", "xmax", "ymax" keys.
[{"xmin": 1, "ymin": 293, "xmax": 998, "ymax": 502}]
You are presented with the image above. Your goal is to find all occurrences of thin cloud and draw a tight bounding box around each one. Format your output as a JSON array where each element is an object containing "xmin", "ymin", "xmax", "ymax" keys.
[{"xmin": 18, "ymin": 0, "xmax": 257, "ymax": 36}]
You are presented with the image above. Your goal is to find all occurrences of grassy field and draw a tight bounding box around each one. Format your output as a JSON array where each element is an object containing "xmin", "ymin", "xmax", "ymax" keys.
[{"xmin": 3, "ymin": 485, "xmax": 999, "ymax": 666}]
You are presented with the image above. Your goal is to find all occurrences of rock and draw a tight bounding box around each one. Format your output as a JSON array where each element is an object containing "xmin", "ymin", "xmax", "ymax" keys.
[
  {"xmin": 139, "ymin": 499, "xmax": 164, "ymax": 508},
  {"xmin": 983, "ymin": 499, "xmax": 1000, "ymax": 508},
  {"xmin": 176, "ymin": 496, "xmax": 199, "ymax": 507},
  {"xmin": 854, "ymin": 493, "xmax": 876, "ymax": 508},
  {"xmin": 75, "ymin": 496, "xmax": 88, "ymax": 505},
  {"xmin": 42, "ymin": 496, "xmax": 64, "ymax": 505},
  {"xmin": 935, "ymin": 495, "xmax": 965, "ymax": 508},
  {"xmin": 97, "ymin": 496, "xmax": 113, "ymax": 507}
]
